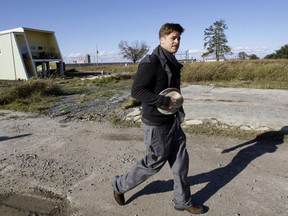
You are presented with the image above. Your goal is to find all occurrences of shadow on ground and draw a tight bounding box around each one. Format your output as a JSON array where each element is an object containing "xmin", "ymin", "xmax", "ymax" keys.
[
  {"xmin": 0, "ymin": 134, "xmax": 32, "ymax": 142},
  {"xmin": 126, "ymin": 126, "xmax": 288, "ymax": 206}
]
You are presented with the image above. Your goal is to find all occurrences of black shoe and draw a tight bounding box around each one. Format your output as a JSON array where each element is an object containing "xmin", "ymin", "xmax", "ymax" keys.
[
  {"xmin": 113, "ymin": 191, "xmax": 125, "ymax": 205},
  {"xmin": 175, "ymin": 204, "xmax": 204, "ymax": 214}
]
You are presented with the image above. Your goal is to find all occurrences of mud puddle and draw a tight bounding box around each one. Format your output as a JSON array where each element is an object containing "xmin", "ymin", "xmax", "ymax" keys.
[{"xmin": 0, "ymin": 188, "xmax": 72, "ymax": 216}]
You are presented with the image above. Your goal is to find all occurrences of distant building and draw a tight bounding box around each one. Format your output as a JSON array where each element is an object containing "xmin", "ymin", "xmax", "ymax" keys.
[
  {"xmin": 74, "ymin": 54, "xmax": 91, "ymax": 64},
  {"xmin": 84, "ymin": 54, "xmax": 91, "ymax": 63},
  {"xmin": 204, "ymin": 57, "xmax": 225, "ymax": 62},
  {"xmin": 0, "ymin": 27, "xmax": 64, "ymax": 80},
  {"xmin": 203, "ymin": 54, "xmax": 226, "ymax": 62}
]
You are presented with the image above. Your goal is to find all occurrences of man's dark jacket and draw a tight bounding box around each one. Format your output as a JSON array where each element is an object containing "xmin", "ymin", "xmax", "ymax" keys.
[{"xmin": 131, "ymin": 45, "xmax": 184, "ymax": 125}]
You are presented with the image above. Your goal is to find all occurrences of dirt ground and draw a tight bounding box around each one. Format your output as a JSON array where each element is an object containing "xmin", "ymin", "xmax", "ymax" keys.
[{"xmin": 0, "ymin": 110, "xmax": 287, "ymax": 216}]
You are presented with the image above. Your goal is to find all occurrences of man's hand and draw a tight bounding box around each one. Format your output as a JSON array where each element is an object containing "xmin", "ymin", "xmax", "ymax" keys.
[{"xmin": 168, "ymin": 97, "xmax": 178, "ymax": 109}]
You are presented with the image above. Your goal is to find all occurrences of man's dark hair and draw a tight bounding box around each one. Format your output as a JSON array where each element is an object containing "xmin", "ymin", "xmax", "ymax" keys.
[{"xmin": 159, "ymin": 23, "xmax": 185, "ymax": 39}]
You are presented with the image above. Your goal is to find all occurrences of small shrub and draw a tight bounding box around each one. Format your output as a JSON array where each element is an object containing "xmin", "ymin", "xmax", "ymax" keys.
[{"xmin": 0, "ymin": 80, "xmax": 63, "ymax": 105}]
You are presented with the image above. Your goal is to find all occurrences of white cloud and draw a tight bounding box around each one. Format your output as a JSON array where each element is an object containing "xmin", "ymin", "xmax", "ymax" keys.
[
  {"xmin": 65, "ymin": 52, "xmax": 83, "ymax": 58},
  {"xmin": 185, "ymin": 46, "xmax": 276, "ymax": 59},
  {"xmin": 63, "ymin": 50, "xmax": 125, "ymax": 63},
  {"xmin": 232, "ymin": 46, "xmax": 275, "ymax": 57}
]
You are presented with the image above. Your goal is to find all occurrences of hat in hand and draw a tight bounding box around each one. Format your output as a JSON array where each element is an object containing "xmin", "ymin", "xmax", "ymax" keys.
[{"xmin": 157, "ymin": 88, "xmax": 184, "ymax": 115}]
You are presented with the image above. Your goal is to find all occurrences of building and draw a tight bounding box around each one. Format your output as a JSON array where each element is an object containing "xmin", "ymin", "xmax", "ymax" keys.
[
  {"xmin": 84, "ymin": 54, "xmax": 91, "ymax": 63},
  {"xmin": 0, "ymin": 27, "xmax": 64, "ymax": 80},
  {"xmin": 73, "ymin": 54, "xmax": 91, "ymax": 64}
]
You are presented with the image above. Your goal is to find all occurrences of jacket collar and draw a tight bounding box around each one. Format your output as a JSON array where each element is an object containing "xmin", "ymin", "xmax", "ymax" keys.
[{"xmin": 152, "ymin": 45, "xmax": 182, "ymax": 87}]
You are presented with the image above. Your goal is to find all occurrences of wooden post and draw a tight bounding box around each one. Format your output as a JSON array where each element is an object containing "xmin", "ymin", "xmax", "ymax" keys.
[{"xmin": 42, "ymin": 61, "xmax": 46, "ymax": 77}]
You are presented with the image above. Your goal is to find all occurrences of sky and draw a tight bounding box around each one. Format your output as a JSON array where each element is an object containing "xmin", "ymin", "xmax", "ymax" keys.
[{"xmin": 1, "ymin": 0, "xmax": 287, "ymax": 63}]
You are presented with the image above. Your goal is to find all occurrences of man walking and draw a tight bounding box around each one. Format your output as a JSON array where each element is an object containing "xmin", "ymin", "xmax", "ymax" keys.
[{"xmin": 112, "ymin": 23, "xmax": 204, "ymax": 214}]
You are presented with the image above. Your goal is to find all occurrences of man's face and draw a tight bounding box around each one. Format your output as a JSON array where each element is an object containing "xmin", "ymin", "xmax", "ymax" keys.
[{"xmin": 160, "ymin": 31, "xmax": 181, "ymax": 54}]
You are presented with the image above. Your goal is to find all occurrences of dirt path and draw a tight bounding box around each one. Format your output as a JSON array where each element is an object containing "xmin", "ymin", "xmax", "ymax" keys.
[{"xmin": 0, "ymin": 110, "xmax": 287, "ymax": 215}]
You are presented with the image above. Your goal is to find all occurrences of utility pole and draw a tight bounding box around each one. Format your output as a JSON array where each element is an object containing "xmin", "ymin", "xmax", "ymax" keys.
[{"xmin": 96, "ymin": 44, "xmax": 99, "ymax": 66}]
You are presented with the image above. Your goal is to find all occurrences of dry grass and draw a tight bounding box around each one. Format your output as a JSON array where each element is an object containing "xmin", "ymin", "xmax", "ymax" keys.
[
  {"xmin": 66, "ymin": 59, "xmax": 288, "ymax": 89},
  {"xmin": 181, "ymin": 59, "xmax": 288, "ymax": 89}
]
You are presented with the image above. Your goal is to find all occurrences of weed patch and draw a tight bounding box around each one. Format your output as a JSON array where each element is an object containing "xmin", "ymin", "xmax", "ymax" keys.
[{"xmin": 0, "ymin": 80, "xmax": 64, "ymax": 113}]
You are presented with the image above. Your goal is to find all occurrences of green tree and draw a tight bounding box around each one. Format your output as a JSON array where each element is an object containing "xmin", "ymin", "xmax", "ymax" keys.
[
  {"xmin": 249, "ymin": 54, "xmax": 259, "ymax": 60},
  {"xmin": 238, "ymin": 51, "xmax": 249, "ymax": 60},
  {"xmin": 203, "ymin": 19, "xmax": 232, "ymax": 61},
  {"xmin": 118, "ymin": 40, "xmax": 149, "ymax": 64},
  {"xmin": 264, "ymin": 44, "xmax": 288, "ymax": 59}
]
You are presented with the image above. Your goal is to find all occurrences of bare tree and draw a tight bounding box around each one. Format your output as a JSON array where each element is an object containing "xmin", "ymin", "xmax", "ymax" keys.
[{"xmin": 118, "ymin": 40, "xmax": 149, "ymax": 64}]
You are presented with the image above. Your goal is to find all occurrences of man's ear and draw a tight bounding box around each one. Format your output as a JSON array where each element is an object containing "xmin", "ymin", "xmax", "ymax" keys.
[{"xmin": 160, "ymin": 37, "xmax": 164, "ymax": 45}]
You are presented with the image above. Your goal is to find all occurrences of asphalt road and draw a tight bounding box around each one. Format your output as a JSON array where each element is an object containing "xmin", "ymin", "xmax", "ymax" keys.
[{"xmin": 181, "ymin": 85, "xmax": 288, "ymax": 131}]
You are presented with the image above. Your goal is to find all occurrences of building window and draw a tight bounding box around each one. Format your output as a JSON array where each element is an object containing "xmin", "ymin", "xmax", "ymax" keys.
[
  {"xmin": 21, "ymin": 46, "xmax": 28, "ymax": 53},
  {"xmin": 30, "ymin": 45, "xmax": 37, "ymax": 51}
]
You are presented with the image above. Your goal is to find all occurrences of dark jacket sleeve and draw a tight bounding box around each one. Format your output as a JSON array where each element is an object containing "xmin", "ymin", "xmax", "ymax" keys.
[{"xmin": 131, "ymin": 55, "xmax": 171, "ymax": 107}]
